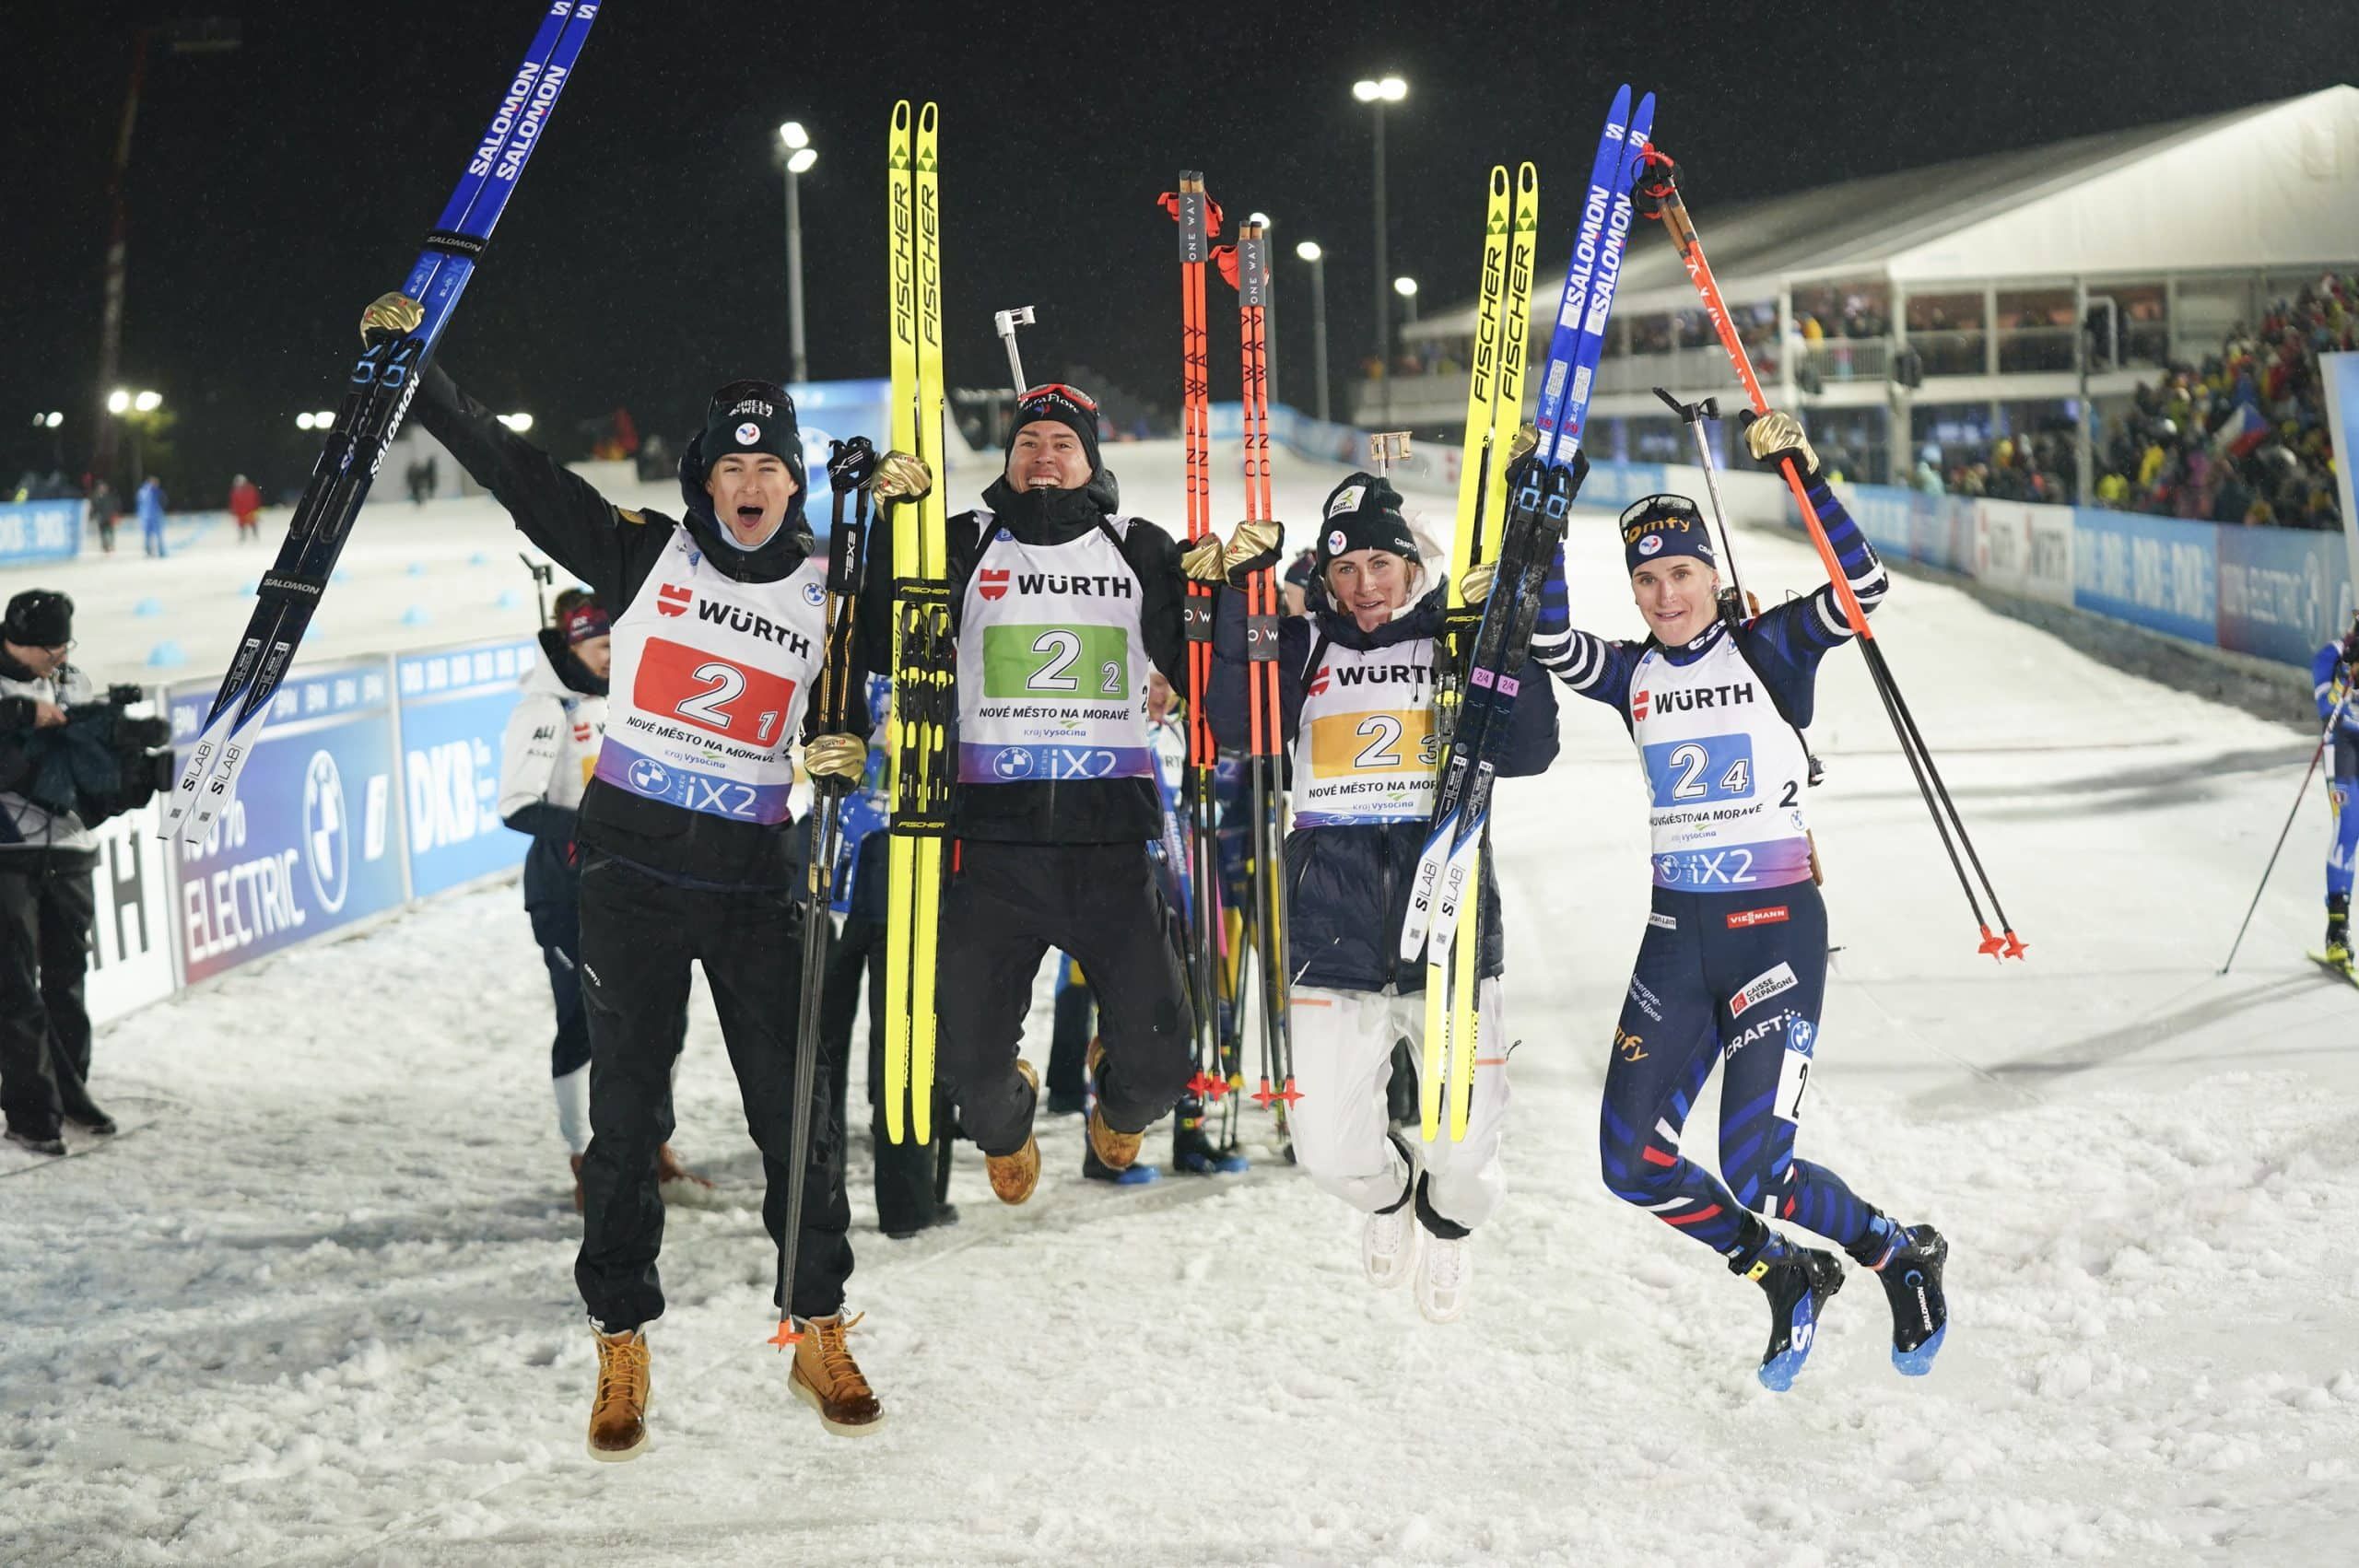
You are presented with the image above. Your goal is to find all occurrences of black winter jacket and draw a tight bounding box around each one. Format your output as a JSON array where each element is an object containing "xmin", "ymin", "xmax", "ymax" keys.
[
  {"xmin": 415, "ymin": 364, "xmax": 863, "ymax": 889},
  {"xmin": 855, "ymin": 473, "xmax": 1188, "ymax": 846},
  {"xmin": 1208, "ymin": 581, "xmax": 1560, "ymax": 993}
]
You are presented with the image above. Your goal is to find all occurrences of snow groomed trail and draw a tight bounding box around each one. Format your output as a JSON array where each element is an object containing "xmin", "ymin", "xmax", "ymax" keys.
[{"xmin": 4, "ymin": 440, "xmax": 2355, "ymax": 1566}]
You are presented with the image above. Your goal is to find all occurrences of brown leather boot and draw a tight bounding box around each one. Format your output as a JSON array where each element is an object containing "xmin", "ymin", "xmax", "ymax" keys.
[
  {"xmin": 1084, "ymin": 1039, "xmax": 1143, "ymax": 1171},
  {"xmin": 790, "ymin": 1312, "xmax": 885, "ymax": 1437},
  {"xmin": 983, "ymin": 1060, "xmax": 1042, "ymax": 1205},
  {"xmin": 586, "ymin": 1327, "xmax": 650, "ymax": 1462}
]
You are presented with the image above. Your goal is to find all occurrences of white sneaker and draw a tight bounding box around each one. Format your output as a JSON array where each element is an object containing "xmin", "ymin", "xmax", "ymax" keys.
[
  {"xmin": 1363, "ymin": 1203, "xmax": 1421, "ymax": 1289},
  {"xmin": 1415, "ymin": 1232, "xmax": 1472, "ymax": 1324}
]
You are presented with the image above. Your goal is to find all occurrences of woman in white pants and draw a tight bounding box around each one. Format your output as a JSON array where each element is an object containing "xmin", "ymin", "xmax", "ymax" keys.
[{"xmin": 1210, "ymin": 472, "xmax": 1558, "ymax": 1320}]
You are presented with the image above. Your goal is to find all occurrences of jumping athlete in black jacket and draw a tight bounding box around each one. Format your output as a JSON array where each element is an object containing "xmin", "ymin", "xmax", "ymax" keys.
[{"xmin": 373, "ymin": 288, "xmax": 906, "ymax": 1453}]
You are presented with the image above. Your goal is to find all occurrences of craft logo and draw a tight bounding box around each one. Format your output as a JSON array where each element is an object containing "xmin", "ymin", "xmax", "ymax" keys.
[
  {"xmin": 1730, "ymin": 961, "xmax": 1800, "ymax": 1017},
  {"xmin": 300, "ymin": 750, "xmax": 349, "ymax": 915},
  {"xmin": 734, "ymin": 422, "xmax": 762, "ymax": 446},
  {"xmin": 657, "ymin": 584, "xmax": 692, "ymax": 618},
  {"xmin": 1727, "ymin": 906, "xmax": 1790, "ymax": 930},
  {"xmin": 980, "ymin": 568, "xmax": 1010, "ymax": 602},
  {"xmin": 1633, "ymin": 688, "xmax": 1650, "ymax": 720}
]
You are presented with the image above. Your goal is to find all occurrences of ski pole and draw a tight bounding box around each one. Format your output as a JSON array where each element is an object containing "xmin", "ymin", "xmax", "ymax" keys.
[
  {"xmin": 771, "ymin": 439, "xmax": 874, "ymax": 1349},
  {"xmin": 1638, "ymin": 147, "xmax": 2025, "ymax": 960},
  {"xmin": 2221, "ymin": 692, "xmax": 2350, "ymax": 975},
  {"xmin": 992, "ymin": 305, "xmax": 1036, "ymax": 400}
]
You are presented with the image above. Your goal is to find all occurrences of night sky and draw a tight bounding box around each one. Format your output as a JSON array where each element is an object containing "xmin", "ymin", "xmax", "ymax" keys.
[{"xmin": 8, "ymin": 1, "xmax": 2348, "ymax": 501}]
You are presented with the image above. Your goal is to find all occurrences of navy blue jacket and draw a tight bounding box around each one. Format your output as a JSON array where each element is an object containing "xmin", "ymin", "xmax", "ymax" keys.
[{"xmin": 1208, "ymin": 579, "xmax": 1559, "ymax": 993}]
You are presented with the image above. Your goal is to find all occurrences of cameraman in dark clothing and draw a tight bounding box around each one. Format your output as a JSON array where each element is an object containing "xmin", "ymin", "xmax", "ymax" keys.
[{"xmin": 0, "ymin": 591, "xmax": 168, "ymax": 1155}]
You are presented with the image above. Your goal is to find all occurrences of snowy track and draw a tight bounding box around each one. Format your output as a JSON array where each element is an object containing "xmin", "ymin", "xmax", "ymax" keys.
[{"xmin": 5, "ymin": 443, "xmax": 2356, "ymax": 1565}]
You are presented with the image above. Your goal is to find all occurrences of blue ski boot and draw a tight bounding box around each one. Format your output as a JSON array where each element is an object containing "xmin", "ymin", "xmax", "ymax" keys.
[
  {"xmin": 1732, "ymin": 1222, "xmax": 1843, "ymax": 1392},
  {"xmin": 1172, "ymin": 1116, "xmax": 1248, "ymax": 1176},
  {"xmin": 1849, "ymin": 1217, "xmax": 1949, "ymax": 1375}
]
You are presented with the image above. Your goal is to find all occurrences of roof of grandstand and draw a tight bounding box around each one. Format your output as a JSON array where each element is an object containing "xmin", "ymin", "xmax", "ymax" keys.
[{"xmin": 1408, "ymin": 84, "xmax": 2359, "ymax": 338}]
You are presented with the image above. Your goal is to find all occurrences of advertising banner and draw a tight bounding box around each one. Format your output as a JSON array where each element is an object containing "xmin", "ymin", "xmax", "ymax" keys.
[
  {"xmin": 83, "ymin": 799, "xmax": 178, "ymax": 1025},
  {"xmin": 2217, "ymin": 522, "xmax": 2354, "ymax": 666},
  {"xmin": 169, "ymin": 658, "xmax": 407, "ymax": 985},
  {"xmin": 2071, "ymin": 509, "xmax": 2220, "ymax": 645},
  {"xmin": 2320, "ymin": 350, "xmax": 2359, "ymax": 623},
  {"xmin": 394, "ymin": 638, "xmax": 538, "ymax": 898},
  {"xmin": 0, "ymin": 499, "xmax": 82, "ymax": 567},
  {"xmin": 1974, "ymin": 499, "xmax": 2076, "ymax": 607}
]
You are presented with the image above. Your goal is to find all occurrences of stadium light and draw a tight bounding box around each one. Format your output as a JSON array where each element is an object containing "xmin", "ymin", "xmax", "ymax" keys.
[
  {"xmin": 107, "ymin": 389, "xmax": 132, "ymax": 415},
  {"xmin": 787, "ymin": 146, "xmax": 816, "ymax": 175},
  {"xmin": 780, "ymin": 121, "xmax": 808, "ymax": 151},
  {"xmin": 45, "ymin": 411, "xmax": 64, "ymax": 428},
  {"xmin": 134, "ymin": 390, "xmax": 162, "ymax": 413},
  {"xmin": 296, "ymin": 412, "xmax": 315, "ymax": 430},
  {"xmin": 499, "ymin": 412, "xmax": 534, "ymax": 433},
  {"xmin": 1393, "ymin": 275, "xmax": 1418, "ymax": 298},
  {"xmin": 1295, "ymin": 240, "xmax": 1321, "ymax": 263},
  {"xmin": 1352, "ymin": 75, "xmax": 1407, "ymax": 418}
]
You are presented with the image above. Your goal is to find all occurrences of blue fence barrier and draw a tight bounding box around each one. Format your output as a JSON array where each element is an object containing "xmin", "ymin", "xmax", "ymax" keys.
[{"xmin": 0, "ymin": 499, "xmax": 83, "ymax": 566}]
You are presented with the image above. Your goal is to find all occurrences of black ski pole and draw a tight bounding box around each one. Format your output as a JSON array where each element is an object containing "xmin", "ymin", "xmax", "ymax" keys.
[
  {"xmin": 2221, "ymin": 692, "xmax": 2348, "ymax": 975},
  {"xmin": 771, "ymin": 438, "xmax": 874, "ymax": 1348}
]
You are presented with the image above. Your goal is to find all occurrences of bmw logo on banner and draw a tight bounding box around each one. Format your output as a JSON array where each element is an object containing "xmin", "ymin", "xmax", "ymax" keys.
[{"xmin": 302, "ymin": 749, "xmax": 350, "ymax": 914}]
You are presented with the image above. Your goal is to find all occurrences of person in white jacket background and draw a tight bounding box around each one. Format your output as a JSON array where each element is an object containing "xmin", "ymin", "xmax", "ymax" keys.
[{"xmin": 498, "ymin": 594, "xmax": 701, "ymax": 1206}]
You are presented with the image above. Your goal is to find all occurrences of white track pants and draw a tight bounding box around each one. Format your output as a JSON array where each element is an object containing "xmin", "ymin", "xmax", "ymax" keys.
[{"xmin": 1287, "ymin": 979, "xmax": 1509, "ymax": 1232}]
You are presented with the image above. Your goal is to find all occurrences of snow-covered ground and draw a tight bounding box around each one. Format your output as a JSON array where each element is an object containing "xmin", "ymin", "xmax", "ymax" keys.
[{"xmin": 5, "ymin": 439, "xmax": 2356, "ymax": 1567}]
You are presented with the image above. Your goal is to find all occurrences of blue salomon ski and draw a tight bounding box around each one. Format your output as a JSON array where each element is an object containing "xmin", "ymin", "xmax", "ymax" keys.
[
  {"xmin": 164, "ymin": 0, "xmax": 602, "ymax": 848},
  {"xmin": 1402, "ymin": 88, "xmax": 1654, "ymax": 963}
]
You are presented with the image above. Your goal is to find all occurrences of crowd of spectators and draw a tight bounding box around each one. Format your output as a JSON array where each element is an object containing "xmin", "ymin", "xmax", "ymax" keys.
[
  {"xmin": 1913, "ymin": 276, "xmax": 2353, "ymax": 530},
  {"xmin": 2087, "ymin": 275, "xmax": 2352, "ymax": 530}
]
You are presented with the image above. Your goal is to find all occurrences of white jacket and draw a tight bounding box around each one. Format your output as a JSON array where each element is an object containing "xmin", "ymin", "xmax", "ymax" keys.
[{"xmin": 499, "ymin": 639, "xmax": 605, "ymax": 825}]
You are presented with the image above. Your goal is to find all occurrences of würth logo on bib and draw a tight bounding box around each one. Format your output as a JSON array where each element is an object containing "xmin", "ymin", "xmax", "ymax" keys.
[
  {"xmin": 980, "ymin": 568, "xmax": 1010, "ymax": 602},
  {"xmin": 1633, "ymin": 689, "xmax": 1650, "ymax": 720},
  {"xmin": 657, "ymin": 584, "xmax": 692, "ymax": 618},
  {"xmin": 1307, "ymin": 665, "xmax": 1332, "ymax": 696}
]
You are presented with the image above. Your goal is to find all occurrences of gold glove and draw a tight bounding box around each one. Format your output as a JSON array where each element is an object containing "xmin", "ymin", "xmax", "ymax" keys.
[
  {"xmin": 870, "ymin": 450, "xmax": 933, "ymax": 503},
  {"xmin": 804, "ymin": 732, "xmax": 867, "ymax": 784},
  {"xmin": 1461, "ymin": 559, "xmax": 1497, "ymax": 604},
  {"xmin": 359, "ymin": 292, "xmax": 424, "ymax": 345},
  {"xmin": 1180, "ymin": 534, "xmax": 1227, "ymax": 583},
  {"xmin": 1743, "ymin": 409, "xmax": 1819, "ymax": 476},
  {"xmin": 1223, "ymin": 517, "xmax": 1283, "ymax": 573}
]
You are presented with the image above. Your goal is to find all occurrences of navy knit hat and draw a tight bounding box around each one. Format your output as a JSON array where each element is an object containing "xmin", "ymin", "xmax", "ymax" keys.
[
  {"xmin": 1005, "ymin": 382, "xmax": 1102, "ymax": 475},
  {"xmin": 1620, "ymin": 493, "xmax": 1716, "ymax": 573},
  {"xmin": 699, "ymin": 379, "xmax": 805, "ymax": 490},
  {"xmin": 1315, "ymin": 472, "xmax": 1419, "ymax": 571}
]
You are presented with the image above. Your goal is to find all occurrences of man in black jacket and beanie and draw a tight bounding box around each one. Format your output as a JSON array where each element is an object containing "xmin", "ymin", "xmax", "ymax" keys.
[
  {"xmin": 858, "ymin": 382, "xmax": 1274, "ymax": 1203},
  {"xmin": 370, "ymin": 288, "xmax": 914, "ymax": 1455}
]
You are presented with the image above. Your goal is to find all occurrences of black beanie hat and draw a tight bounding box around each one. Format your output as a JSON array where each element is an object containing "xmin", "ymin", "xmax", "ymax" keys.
[
  {"xmin": 1005, "ymin": 382, "xmax": 1102, "ymax": 475},
  {"xmin": 699, "ymin": 379, "xmax": 806, "ymax": 491},
  {"xmin": 1315, "ymin": 472, "xmax": 1419, "ymax": 572},
  {"xmin": 3, "ymin": 589, "xmax": 72, "ymax": 649}
]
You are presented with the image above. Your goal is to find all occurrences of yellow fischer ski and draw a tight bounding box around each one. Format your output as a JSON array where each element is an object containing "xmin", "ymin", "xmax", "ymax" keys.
[
  {"xmin": 1425, "ymin": 161, "xmax": 1536, "ymax": 1141},
  {"xmin": 883, "ymin": 101, "xmax": 951, "ymax": 1144}
]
